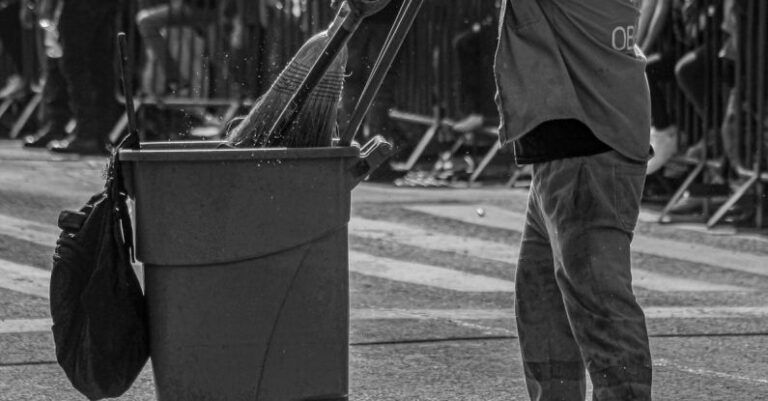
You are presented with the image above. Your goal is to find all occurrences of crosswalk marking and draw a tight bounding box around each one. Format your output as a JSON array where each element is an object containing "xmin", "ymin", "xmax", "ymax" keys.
[
  {"xmin": 6, "ymin": 305, "xmax": 768, "ymax": 335},
  {"xmin": 0, "ymin": 258, "xmax": 50, "ymax": 299},
  {"xmin": 350, "ymin": 217, "xmax": 519, "ymax": 263},
  {"xmin": 0, "ymin": 318, "xmax": 51, "ymax": 334},
  {"xmin": 0, "ymin": 214, "xmax": 58, "ymax": 248},
  {"xmin": 0, "ymin": 212, "xmax": 756, "ymax": 295},
  {"xmin": 0, "ymin": 214, "xmax": 60, "ymax": 247},
  {"xmin": 351, "ymin": 217, "xmax": 749, "ymax": 293},
  {"xmin": 349, "ymin": 252, "xmax": 514, "ymax": 293},
  {"xmin": 406, "ymin": 204, "xmax": 768, "ymax": 277},
  {"xmin": 351, "ymin": 306, "xmax": 768, "ymax": 320}
]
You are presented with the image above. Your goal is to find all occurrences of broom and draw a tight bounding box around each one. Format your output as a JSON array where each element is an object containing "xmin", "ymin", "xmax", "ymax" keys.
[
  {"xmin": 226, "ymin": 0, "xmax": 391, "ymax": 148},
  {"xmin": 226, "ymin": 31, "xmax": 348, "ymax": 148}
]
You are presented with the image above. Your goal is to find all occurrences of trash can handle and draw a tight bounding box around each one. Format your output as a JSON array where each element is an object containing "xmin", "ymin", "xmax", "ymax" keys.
[{"xmin": 348, "ymin": 135, "xmax": 394, "ymax": 188}]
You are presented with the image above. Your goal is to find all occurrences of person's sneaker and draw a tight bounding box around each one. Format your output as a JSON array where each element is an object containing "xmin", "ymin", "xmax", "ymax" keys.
[
  {"xmin": 646, "ymin": 125, "xmax": 678, "ymax": 175},
  {"xmin": 453, "ymin": 113, "xmax": 485, "ymax": 133},
  {"xmin": 0, "ymin": 75, "xmax": 27, "ymax": 99},
  {"xmin": 48, "ymin": 136, "xmax": 109, "ymax": 156},
  {"xmin": 23, "ymin": 125, "xmax": 69, "ymax": 148}
]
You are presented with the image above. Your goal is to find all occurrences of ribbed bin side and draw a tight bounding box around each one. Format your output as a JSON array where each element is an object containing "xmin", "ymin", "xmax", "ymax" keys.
[
  {"xmin": 147, "ymin": 229, "xmax": 349, "ymax": 401},
  {"xmin": 118, "ymin": 145, "xmax": 359, "ymax": 401},
  {"xmin": 123, "ymin": 154, "xmax": 353, "ymax": 266}
]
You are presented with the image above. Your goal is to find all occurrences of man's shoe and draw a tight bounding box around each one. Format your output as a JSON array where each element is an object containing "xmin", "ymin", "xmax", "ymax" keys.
[
  {"xmin": 23, "ymin": 128, "xmax": 68, "ymax": 149},
  {"xmin": 48, "ymin": 137, "xmax": 109, "ymax": 156},
  {"xmin": 647, "ymin": 125, "xmax": 678, "ymax": 175},
  {"xmin": 453, "ymin": 113, "xmax": 485, "ymax": 133},
  {"xmin": 0, "ymin": 75, "xmax": 27, "ymax": 99}
]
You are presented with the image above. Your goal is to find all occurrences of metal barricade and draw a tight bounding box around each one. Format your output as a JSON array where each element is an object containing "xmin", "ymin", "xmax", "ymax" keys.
[
  {"xmin": 652, "ymin": 1, "xmax": 732, "ymax": 222},
  {"xmin": 113, "ymin": 0, "xmax": 334, "ymax": 143},
  {"xmin": 653, "ymin": 0, "xmax": 767, "ymax": 228},
  {"xmin": 707, "ymin": 0, "xmax": 767, "ymax": 228},
  {"xmin": 387, "ymin": 0, "xmax": 501, "ymax": 182}
]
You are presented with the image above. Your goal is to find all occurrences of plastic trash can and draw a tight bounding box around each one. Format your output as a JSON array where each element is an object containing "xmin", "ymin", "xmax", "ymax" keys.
[{"xmin": 119, "ymin": 139, "xmax": 390, "ymax": 401}]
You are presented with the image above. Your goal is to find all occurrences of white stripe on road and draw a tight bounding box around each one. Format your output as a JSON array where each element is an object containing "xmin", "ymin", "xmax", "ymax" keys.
[
  {"xmin": 350, "ymin": 217, "xmax": 519, "ymax": 263},
  {"xmin": 0, "ymin": 212, "xmax": 514, "ymax": 295},
  {"xmin": 351, "ymin": 217, "xmax": 749, "ymax": 293},
  {"xmin": 0, "ymin": 214, "xmax": 59, "ymax": 247},
  {"xmin": 654, "ymin": 358, "xmax": 768, "ymax": 385},
  {"xmin": 351, "ymin": 306, "xmax": 768, "ymax": 321},
  {"xmin": 406, "ymin": 204, "xmax": 768, "ymax": 277},
  {"xmin": 0, "ymin": 212, "xmax": 753, "ymax": 294},
  {"xmin": 0, "ymin": 318, "xmax": 51, "ymax": 334},
  {"xmin": 630, "ymin": 269, "xmax": 747, "ymax": 292},
  {"xmin": 5, "ymin": 306, "xmax": 768, "ymax": 335},
  {"xmin": 0, "ymin": 258, "xmax": 49, "ymax": 299},
  {"xmin": 349, "ymin": 252, "xmax": 514, "ymax": 293}
]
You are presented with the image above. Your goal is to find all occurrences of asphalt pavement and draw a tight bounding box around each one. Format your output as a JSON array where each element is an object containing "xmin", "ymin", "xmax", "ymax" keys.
[{"xmin": 1, "ymin": 139, "xmax": 768, "ymax": 400}]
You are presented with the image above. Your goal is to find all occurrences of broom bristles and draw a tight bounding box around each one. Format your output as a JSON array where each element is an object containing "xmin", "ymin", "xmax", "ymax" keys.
[{"xmin": 227, "ymin": 30, "xmax": 348, "ymax": 148}]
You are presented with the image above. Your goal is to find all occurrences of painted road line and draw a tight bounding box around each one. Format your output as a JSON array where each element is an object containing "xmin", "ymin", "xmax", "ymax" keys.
[
  {"xmin": 0, "ymin": 212, "xmax": 751, "ymax": 294},
  {"xmin": 350, "ymin": 217, "xmax": 749, "ymax": 293},
  {"xmin": 0, "ymin": 318, "xmax": 51, "ymax": 334},
  {"xmin": 0, "ymin": 213, "xmax": 59, "ymax": 247},
  {"xmin": 350, "ymin": 217, "xmax": 519, "ymax": 263},
  {"xmin": 351, "ymin": 306, "xmax": 768, "ymax": 321},
  {"xmin": 654, "ymin": 358, "xmax": 768, "ymax": 385},
  {"xmin": 5, "ymin": 306, "xmax": 768, "ymax": 335},
  {"xmin": 349, "ymin": 251, "xmax": 514, "ymax": 293},
  {"xmin": 406, "ymin": 204, "xmax": 768, "ymax": 277},
  {"xmin": 0, "ymin": 258, "xmax": 49, "ymax": 299},
  {"xmin": 0, "ymin": 213, "xmax": 515, "ymax": 293}
]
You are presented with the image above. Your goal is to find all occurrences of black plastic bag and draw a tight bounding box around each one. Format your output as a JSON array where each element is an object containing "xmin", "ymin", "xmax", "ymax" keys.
[{"xmin": 50, "ymin": 155, "xmax": 149, "ymax": 400}]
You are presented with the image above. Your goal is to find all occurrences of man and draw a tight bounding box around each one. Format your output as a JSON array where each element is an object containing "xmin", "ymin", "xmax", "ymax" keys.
[
  {"xmin": 0, "ymin": 0, "xmax": 27, "ymax": 100},
  {"xmin": 494, "ymin": 0, "xmax": 653, "ymax": 400},
  {"xmin": 22, "ymin": 0, "xmax": 74, "ymax": 149},
  {"xmin": 47, "ymin": 0, "xmax": 121, "ymax": 155}
]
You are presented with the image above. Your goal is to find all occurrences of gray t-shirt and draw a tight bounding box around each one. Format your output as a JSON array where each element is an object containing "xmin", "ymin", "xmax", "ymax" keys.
[{"xmin": 494, "ymin": 0, "xmax": 651, "ymax": 162}]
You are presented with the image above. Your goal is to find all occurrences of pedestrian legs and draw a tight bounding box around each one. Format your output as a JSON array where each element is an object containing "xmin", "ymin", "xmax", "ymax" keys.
[{"xmin": 52, "ymin": 0, "xmax": 121, "ymax": 154}]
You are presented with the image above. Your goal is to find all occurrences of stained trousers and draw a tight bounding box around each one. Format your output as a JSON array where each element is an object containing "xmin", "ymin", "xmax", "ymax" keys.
[{"xmin": 516, "ymin": 150, "xmax": 653, "ymax": 401}]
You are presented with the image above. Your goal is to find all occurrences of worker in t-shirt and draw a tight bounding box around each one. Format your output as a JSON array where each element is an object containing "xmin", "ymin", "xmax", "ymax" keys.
[{"xmin": 494, "ymin": 0, "xmax": 653, "ymax": 399}]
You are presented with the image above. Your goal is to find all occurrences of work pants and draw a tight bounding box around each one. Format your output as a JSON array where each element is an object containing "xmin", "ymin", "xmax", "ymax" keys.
[{"xmin": 516, "ymin": 150, "xmax": 653, "ymax": 401}]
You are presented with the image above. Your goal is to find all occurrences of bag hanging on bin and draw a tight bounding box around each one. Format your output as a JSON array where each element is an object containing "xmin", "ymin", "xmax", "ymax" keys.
[{"xmin": 49, "ymin": 149, "xmax": 149, "ymax": 400}]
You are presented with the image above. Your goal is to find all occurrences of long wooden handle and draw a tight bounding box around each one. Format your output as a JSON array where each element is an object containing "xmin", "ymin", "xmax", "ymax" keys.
[
  {"xmin": 338, "ymin": 0, "xmax": 424, "ymax": 146},
  {"xmin": 117, "ymin": 32, "xmax": 140, "ymax": 149}
]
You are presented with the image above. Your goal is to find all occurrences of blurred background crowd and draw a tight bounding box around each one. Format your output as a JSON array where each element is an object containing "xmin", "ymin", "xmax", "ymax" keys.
[{"xmin": 0, "ymin": 0, "xmax": 766, "ymax": 228}]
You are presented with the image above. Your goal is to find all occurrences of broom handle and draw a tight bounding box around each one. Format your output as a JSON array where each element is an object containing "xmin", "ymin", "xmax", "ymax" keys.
[
  {"xmin": 117, "ymin": 32, "xmax": 140, "ymax": 149},
  {"xmin": 339, "ymin": 0, "xmax": 424, "ymax": 147},
  {"xmin": 266, "ymin": 2, "xmax": 372, "ymax": 141}
]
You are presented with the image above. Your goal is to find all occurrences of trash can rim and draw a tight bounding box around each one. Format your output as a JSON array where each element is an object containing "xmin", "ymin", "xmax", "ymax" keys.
[{"xmin": 118, "ymin": 146, "xmax": 360, "ymax": 162}]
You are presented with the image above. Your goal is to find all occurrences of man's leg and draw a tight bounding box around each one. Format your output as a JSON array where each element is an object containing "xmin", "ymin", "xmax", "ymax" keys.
[
  {"xmin": 136, "ymin": 3, "xmax": 215, "ymax": 91},
  {"xmin": 675, "ymin": 45, "xmax": 712, "ymax": 123},
  {"xmin": 53, "ymin": 0, "xmax": 120, "ymax": 154},
  {"xmin": 516, "ymin": 170, "xmax": 587, "ymax": 401},
  {"xmin": 538, "ymin": 151, "xmax": 653, "ymax": 400},
  {"xmin": 0, "ymin": 2, "xmax": 26, "ymax": 98},
  {"xmin": 23, "ymin": 56, "xmax": 72, "ymax": 148}
]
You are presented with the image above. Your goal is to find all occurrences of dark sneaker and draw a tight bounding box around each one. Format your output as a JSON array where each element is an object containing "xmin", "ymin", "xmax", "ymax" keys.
[{"xmin": 23, "ymin": 126, "xmax": 69, "ymax": 148}]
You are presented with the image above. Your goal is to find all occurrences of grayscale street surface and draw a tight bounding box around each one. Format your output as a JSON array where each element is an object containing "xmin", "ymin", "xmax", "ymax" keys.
[{"xmin": 1, "ymin": 140, "xmax": 767, "ymax": 400}]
